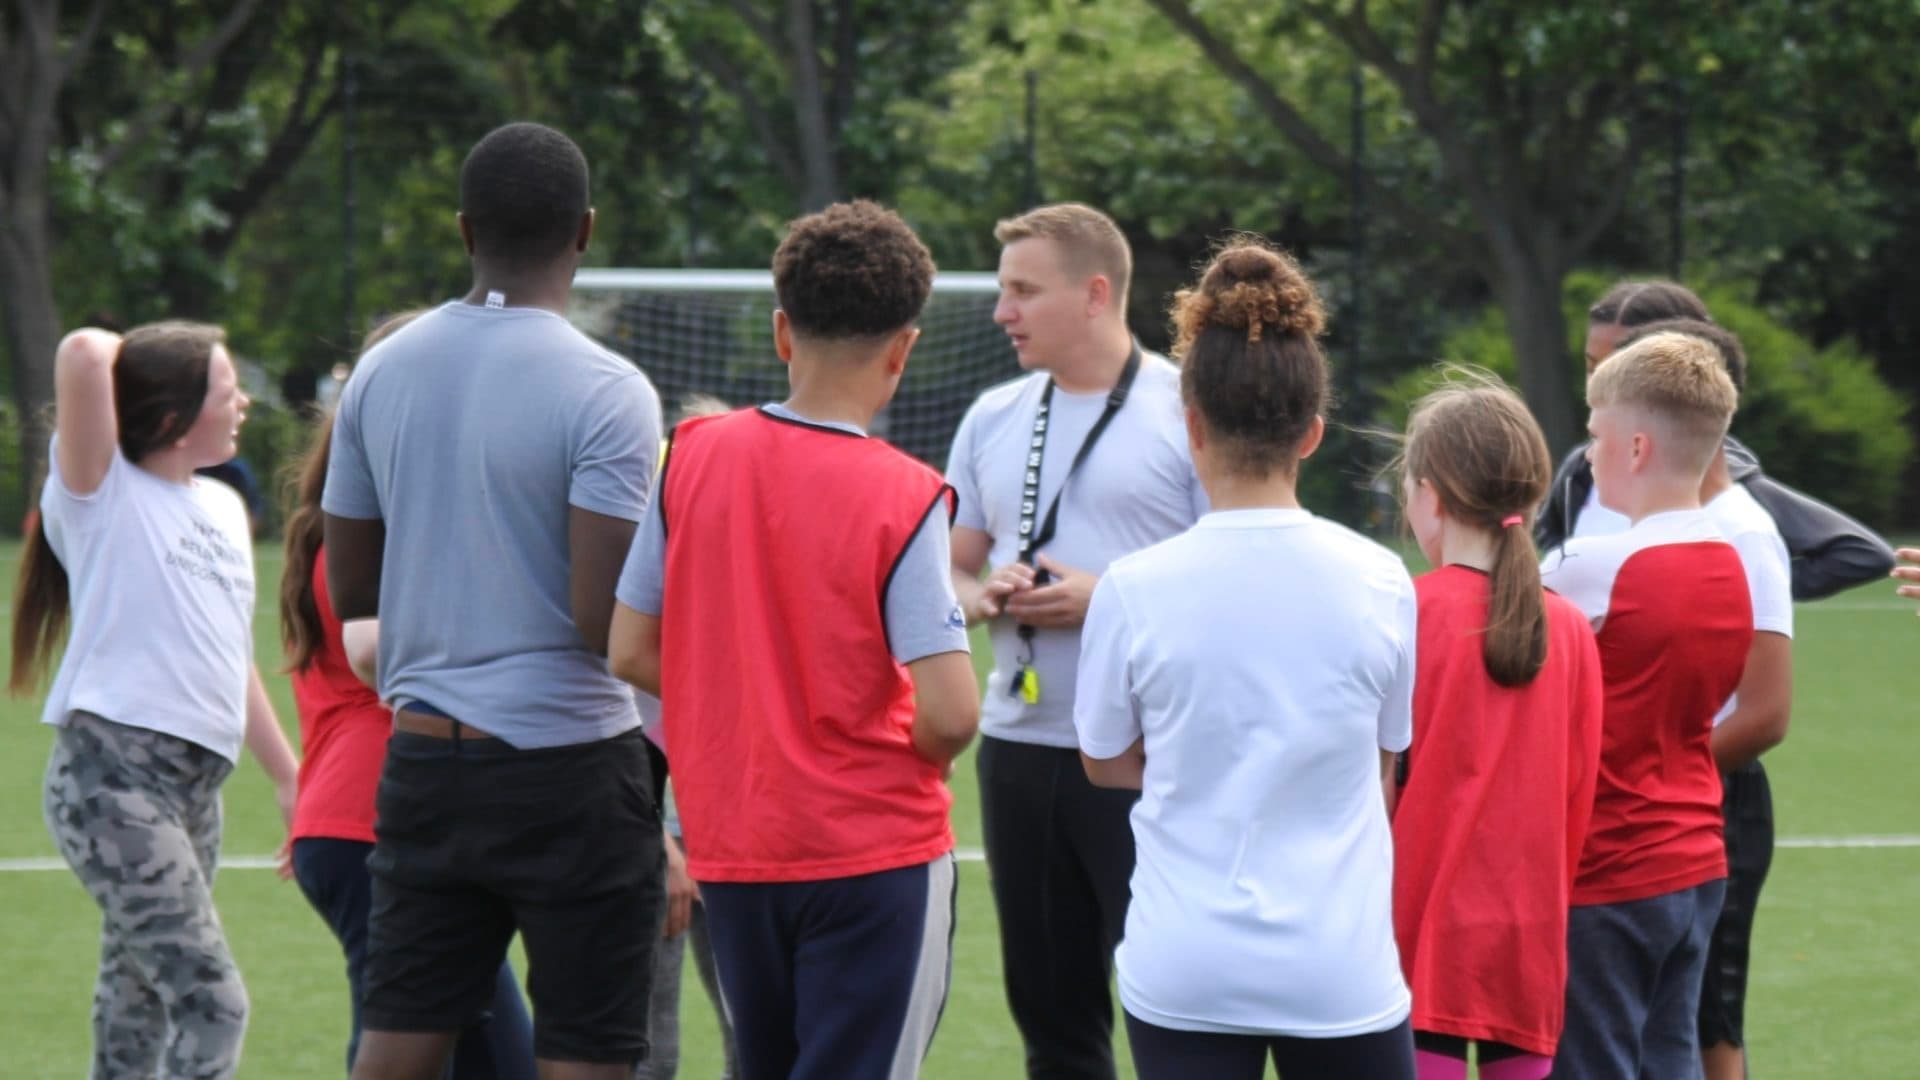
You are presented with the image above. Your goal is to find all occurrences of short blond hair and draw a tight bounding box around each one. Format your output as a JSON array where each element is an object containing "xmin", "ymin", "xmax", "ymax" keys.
[
  {"xmin": 993, "ymin": 203, "xmax": 1132, "ymax": 310},
  {"xmin": 1586, "ymin": 330, "xmax": 1738, "ymax": 471}
]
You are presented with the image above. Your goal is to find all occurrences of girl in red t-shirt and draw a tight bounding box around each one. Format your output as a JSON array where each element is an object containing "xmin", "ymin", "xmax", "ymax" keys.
[
  {"xmin": 281, "ymin": 315, "xmax": 533, "ymax": 1078},
  {"xmin": 1393, "ymin": 377, "xmax": 1605, "ymax": 1080}
]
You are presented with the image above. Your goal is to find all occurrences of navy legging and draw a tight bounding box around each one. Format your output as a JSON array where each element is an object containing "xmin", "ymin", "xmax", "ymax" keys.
[{"xmin": 292, "ymin": 837, "xmax": 536, "ymax": 1079}]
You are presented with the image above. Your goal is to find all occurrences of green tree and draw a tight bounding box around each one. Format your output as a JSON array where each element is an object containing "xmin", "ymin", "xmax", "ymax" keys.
[{"xmin": 1137, "ymin": 0, "xmax": 1910, "ymax": 457}]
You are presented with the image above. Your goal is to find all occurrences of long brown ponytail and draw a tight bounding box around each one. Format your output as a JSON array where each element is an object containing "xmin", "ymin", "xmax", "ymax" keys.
[
  {"xmin": 279, "ymin": 409, "xmax": 335, "ymax": 673},
  {"xmin": 10, "ymin": 322, "xmax": 225, "ymax": 694},
  {"xmin": 1404, "ymin": 374, "xmax": 1554, "ymax": 687},
  {"xmin": 280, "ymin": 310, "xmax": 424, "ymax": 672}
]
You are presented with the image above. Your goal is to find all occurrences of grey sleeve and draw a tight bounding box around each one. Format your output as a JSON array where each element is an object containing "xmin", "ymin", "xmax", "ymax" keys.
[
  {"xmin": 321, "ymin": 373, "xmax": 381, "ymax": 519},
  {"xmin": 614, "ymin": 488, "xmax": 668, "ymax": 616},
  {"xmin": 885, "ymin": 497, "xmax": 971, "ymax": 663},
  {"xmin": 569, "ymin": 371, "xmax": 662, "ymax": 521},
  {"xmin": 943, "ymin": 407, "xmax": 987, "ymax": 532}
]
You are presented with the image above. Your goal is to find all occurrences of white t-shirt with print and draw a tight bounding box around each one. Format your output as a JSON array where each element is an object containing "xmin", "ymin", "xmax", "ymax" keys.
[
  {"xmin": 1075, "ymin": 508, "xmax": 1415, "ymax": 1036},
  {"xmin": 946, "ymin": 353, "xmax": 1207, "ymax": 748},
  {"xmin": 1706, "ymin": 484, "xmax": 1793, "ymax": 726},
  {"xmin": 40, "ymin": 439, "xmax": 256, "ymax": 761}
]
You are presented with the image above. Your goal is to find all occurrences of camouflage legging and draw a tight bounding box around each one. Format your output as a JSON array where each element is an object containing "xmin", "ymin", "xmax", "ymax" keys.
[{"xmin": 44, "ymin": 711, "xmax": 247, "ymax": 1080}]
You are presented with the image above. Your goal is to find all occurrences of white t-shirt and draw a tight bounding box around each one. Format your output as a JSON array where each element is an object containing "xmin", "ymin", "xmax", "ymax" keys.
[
  {"xmin": 1074, "ymin": 508, "xmax": 1415, "ymax": 1036},
  {"xmin": 39, "ymin": 439, "xmax": 256, "ymax": 761},
  {"xmin": 946, "ymin": 353, "xmax": 1207, "ymax": 747},
  {"xmin": 1706, "ymin": 484, "xmax": 1793, "ymax": 726}
]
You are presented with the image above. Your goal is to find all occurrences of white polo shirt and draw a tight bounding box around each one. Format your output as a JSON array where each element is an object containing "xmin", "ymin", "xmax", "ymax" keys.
[{"xmin": 1075, "ymin": 508, "xmax": 1415, "ymax": 1036}]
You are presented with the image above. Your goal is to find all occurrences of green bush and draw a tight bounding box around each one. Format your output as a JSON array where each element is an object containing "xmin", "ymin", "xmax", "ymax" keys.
[{"xmin": 1376, "ymin": 271, "xmax": 1913, "ymax": 526}]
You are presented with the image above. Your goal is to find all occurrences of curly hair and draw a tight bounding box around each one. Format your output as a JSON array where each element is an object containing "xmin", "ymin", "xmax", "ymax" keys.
[
  {"xmin": 1169, "ymin": 237, "xmax": 1329, "ymax": 475},
  {"xmin": 773, "ymin": 200, "xmax": 936, "ymax": 341}
]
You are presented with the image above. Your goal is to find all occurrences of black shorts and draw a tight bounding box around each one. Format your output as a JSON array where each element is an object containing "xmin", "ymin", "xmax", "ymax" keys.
[
  {"xmin": 1698, "ymin": 759, "xmax": 1775, "ymax": 1048},
  {"xmin": 361, "ymin": 726, "xmax": 664, "ymax": 1065}
]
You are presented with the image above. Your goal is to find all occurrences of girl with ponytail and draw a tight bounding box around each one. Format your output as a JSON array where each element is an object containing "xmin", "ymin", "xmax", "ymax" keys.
[
  {"xmin": 1073, "ymin": 237, "xmax": 1419, "ymax": 1079},
  {"xmin": 1391, "ymin": 374, "xmax": 1606, "ymax": 1079}
]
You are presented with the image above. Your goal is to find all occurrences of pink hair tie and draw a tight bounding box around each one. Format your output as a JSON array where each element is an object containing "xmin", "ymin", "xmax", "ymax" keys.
[{"xmin": 1501, "ymin": 514, "xmax": 1524, "ymax": 528}]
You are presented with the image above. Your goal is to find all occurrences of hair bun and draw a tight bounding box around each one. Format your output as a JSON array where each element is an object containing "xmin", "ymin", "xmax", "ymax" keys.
[{"xmin": 1173, "ymin": 238, "xmax": 1325, "ymax": 347}]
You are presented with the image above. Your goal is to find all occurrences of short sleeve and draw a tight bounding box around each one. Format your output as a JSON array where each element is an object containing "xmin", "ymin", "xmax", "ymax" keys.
[
  {"xmin": 41, "ymin": 434, "xmax": 122, "ymax": 528},
  {"xmin": 1074, "ymin": 574, "xmax": 1142, "ymax": 759},
  {"xmin": 944, "ymin": 404, "xmax": 986, "ymax": 532},
  {"xmin": 885, "ymin": 498, "xmax": 970, "ymax": 663},
  {"xmin": 1377, "ymin": 575, "xmax": 1416, "ymax": 753},
  {"xmin": 1731, "ymin": 530, "xmax": 1794, "ymax": 638},
  {"xmin": 321, "ymin": 372, "xmax": 381, "ymax": 520},
  {"xmin": 569, "ymin": 370, "xmax": 662, "ymax": 521},
  {"xmin": 1541, "ymin": 538, "xmax": 1614, "ymax": 627},
  {"xmin": 615, "ymin": 488, "xmax": 668, "ymax": 617}
]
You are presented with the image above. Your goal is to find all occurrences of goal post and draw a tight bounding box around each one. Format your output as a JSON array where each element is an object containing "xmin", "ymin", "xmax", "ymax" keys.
[{"xmin": 570, "ymin": 268, "xmax": 1018, "ymax": 467}]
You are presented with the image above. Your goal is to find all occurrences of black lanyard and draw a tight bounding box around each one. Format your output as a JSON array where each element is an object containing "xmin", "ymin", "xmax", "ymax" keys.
[{"xmin": 1009, "ymin": 342, "xmax": 1141, "ymax": 698}]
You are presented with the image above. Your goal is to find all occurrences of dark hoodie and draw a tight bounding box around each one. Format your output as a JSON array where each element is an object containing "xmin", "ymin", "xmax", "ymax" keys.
[{"xmin": 1536, "ymin": 435, "xmax": 1895, "ymax": 601}]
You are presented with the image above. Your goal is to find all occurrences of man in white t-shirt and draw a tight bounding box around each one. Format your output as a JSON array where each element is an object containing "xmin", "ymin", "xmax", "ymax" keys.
[{"xmin": 947, "ymin": 203, "xmax": 1205, "ymax": 1079}]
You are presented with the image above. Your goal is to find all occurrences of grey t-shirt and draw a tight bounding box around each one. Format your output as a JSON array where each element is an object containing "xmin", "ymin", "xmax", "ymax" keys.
[
  {"xmin": 616, "ymin": 403, "xmax": 968, "ymax": 664},
  {"xmin": 946, "ymin": 353, "xmax": 1207, "ymax": 748},
  {"xmin": 323, "ymin": 301, "xmax": 662, "ymax": 748}
]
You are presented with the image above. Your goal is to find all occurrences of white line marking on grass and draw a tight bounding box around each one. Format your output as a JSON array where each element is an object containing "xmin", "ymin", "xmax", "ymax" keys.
[
  {"xmin": 3, "ymin": 840, "xmax": 1917, "ymax": 872},
  {"xmin": 1776, "ymin": 835, "xmax": 1920, "ymax": 849}
]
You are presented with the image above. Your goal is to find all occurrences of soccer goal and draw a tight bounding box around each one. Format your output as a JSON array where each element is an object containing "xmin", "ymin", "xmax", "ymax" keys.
[{"xmin": 571, "ymin": 268, "xmax": 1018, "ymax": 467}]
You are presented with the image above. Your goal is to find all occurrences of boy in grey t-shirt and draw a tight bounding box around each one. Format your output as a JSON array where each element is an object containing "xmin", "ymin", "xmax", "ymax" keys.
[{"xmin": 322, "ymin": 122, "xmax": 665, "ymax": 1078}]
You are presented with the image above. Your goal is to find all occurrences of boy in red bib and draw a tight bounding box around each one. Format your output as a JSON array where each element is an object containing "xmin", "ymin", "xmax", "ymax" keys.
[{"xmin": 609, "ymin": 200, "xmax": 980, "ymax": 1080}]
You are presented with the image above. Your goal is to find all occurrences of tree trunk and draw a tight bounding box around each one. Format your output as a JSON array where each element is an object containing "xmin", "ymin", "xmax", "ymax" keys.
[
  {"xmin": 0, "ymin": 213, "xmax": 62, "ymax": 527},
  {"xmin": 1489, "ymin": 253, "xmax": 1579, "ymax": 456},
  {"xmin": 784, "ymin": 0, "xmax": 840, "ymax": 211}
]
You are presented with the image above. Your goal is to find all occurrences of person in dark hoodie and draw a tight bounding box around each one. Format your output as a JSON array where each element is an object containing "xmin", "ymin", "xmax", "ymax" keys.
[{"xmin": 1536, "ymin": 281, "xmax": 1894, "ymax": 600}]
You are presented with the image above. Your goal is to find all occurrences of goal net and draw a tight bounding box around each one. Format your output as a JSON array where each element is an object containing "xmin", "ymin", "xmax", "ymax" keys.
[{"xmin": 571, "ymin": 269, "xmax": 1019, "ymax": 467}]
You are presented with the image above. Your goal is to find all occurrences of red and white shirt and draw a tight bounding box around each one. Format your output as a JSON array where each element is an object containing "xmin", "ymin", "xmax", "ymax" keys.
[{"xmin": 1541, "ymin": 509, "xmax": 1752, "ymax": 906}]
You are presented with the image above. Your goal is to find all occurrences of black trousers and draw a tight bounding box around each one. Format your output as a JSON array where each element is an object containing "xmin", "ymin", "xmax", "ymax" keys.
[
  {"xmin": 1699, "ymin": 759, "xmax": 1775, "ymax": 1049},
  {"xmin": 978, "ymin": 736, "xmax": 1138, "ymax": 1080}
]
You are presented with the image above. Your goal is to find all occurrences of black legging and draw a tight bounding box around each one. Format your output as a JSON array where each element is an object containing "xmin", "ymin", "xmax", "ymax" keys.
[{"xmin": 1124, "ymin": 1013, "xmax": 1415, "ymax": 1080}]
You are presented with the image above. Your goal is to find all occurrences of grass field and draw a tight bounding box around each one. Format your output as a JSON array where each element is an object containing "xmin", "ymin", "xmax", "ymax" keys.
[{"xmin": 1, "ymin": 541, "xmax": 1916, "ymax": 1077}]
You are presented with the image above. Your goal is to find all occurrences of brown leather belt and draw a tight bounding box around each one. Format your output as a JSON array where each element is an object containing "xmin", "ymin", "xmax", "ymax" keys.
[{"xmin": 393, "ymin": 708, "xmax": 496, "ymax": 740}]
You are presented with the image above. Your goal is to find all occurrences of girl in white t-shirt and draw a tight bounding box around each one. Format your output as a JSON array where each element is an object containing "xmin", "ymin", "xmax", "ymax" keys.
[
  {"xmin": 10, "ymin": 323, "xmax": 299, "ymax": 1079},
  {"xmin": 1073, "ymin": 239, "xmax": 1416, "ymax": 1079}
]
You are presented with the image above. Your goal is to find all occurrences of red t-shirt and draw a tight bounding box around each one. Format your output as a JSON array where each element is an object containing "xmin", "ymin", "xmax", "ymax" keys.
[
  {"xmin": 658, "ymin": 410, "xmax": 956, "ymax": 883},
  {"xmin": 1541, "ymin": 510, "xmax": 1752, "ymax": 906},
  {"xmin": 1392, "ymin": 566, "xmax": 1605, "ymax": 1055},
  {"xmin": 289, "ymin": 553, "xmax": 390, "ymax": 844}
]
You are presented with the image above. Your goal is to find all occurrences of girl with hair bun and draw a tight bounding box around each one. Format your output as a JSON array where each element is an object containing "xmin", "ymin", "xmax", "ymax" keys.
[
  {"xmin": 1073, "ymin": 238, "xmax": 1417, "ymax": 1079},
  {"xmin": 1392, "ymin": 374, "xmax": 1605, "ymax": 1080}
]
